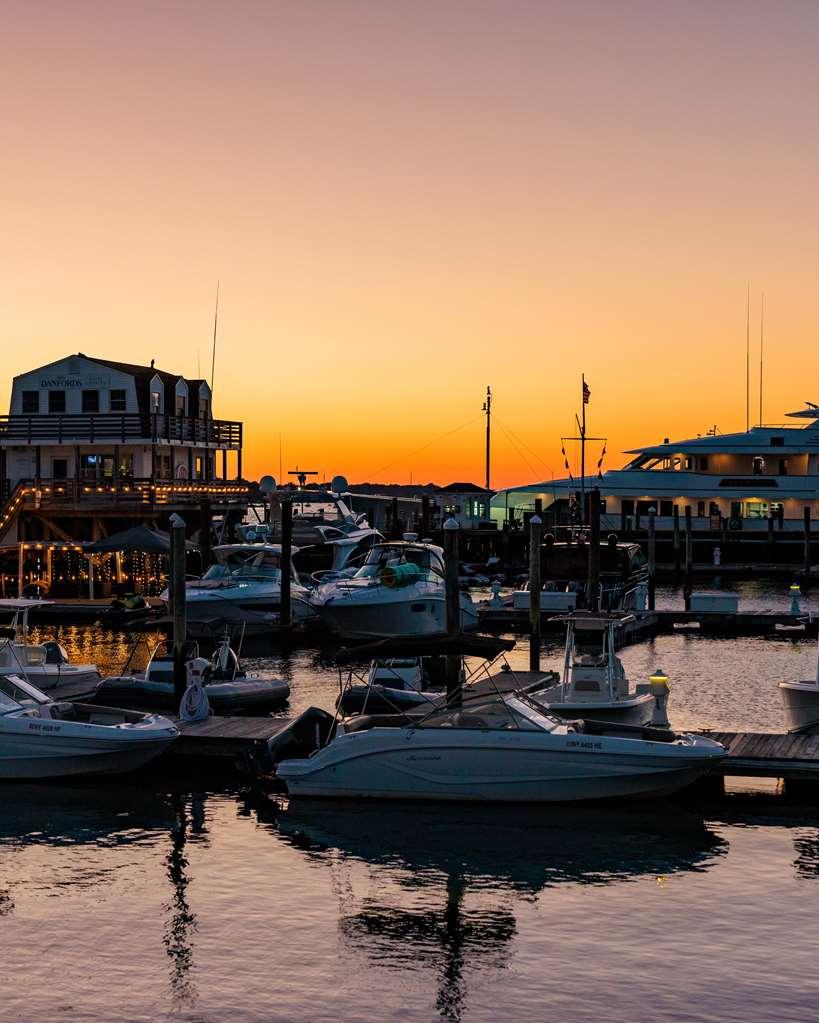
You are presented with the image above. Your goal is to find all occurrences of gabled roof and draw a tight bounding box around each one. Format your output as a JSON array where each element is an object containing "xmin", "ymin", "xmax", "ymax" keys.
[{"xmin": 438, "ymin": 481, "xmax": 494, "ymax": 494}]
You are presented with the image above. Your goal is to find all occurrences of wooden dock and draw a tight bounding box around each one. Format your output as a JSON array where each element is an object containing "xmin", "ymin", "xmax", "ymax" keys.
[
  {"xmin": 173, "ymin": 715, "xmax": 292, "ymax": 761},
  {"xmin": 700, "ymin": 730, "xmax": 819, "ymax": 780}
]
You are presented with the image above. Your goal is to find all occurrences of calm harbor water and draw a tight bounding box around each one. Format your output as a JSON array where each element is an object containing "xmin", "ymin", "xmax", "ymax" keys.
[{"xmin": 4, "ymin": 596, "xmax": 819, "ymax": 1022}]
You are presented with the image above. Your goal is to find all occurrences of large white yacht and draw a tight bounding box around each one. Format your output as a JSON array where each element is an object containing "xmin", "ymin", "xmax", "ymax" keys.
[{"xmin": 493, "ymin": 402, "xmax": 819, "ymax": 531}]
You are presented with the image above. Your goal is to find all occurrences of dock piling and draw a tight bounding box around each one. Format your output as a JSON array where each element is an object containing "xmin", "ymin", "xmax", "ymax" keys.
[
  {"xmin": 684, "ymin": 505, "xmax": 693, "ymax": 610},
  {"xmin": 443, "ymin": 517, "xmax": 461, "ymax": 705},
  {"xmin": 529, "ymin": 513, "xmax": 542, "ymax": 671},
  {"xmin": 804, "ymin": 507, "xmax": 812, "ymax": 575},
  {"xmin": 672, "ymin": 505, "xmax": 681, "ymax": 576},
  {"xmin": 280, "ymin": 498, "xmax": 293, "ymax": 635},
  {"xmin": 647, "ymin": 506, "xmax": 656, "ymax": 611},
  {"xmin": 169, "ymin": 512, "xmax": 187, "ymax": 700},
  {"xmin": 587, "ymin": 489, "xmax": 601, "ymax": 612}
]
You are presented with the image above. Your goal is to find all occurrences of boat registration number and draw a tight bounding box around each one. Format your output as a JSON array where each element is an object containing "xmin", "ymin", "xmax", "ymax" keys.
[
  {"xmin": 27, "ymin": 721, "xmax": 62, "ymax": 734},
  {"xmin": 566, "ymin": 739, "xmax": 602, "ymax": 750}
]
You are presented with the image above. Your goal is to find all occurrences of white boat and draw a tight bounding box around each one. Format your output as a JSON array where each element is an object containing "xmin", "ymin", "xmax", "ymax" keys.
[
  {"xmin": 95, "ymin": 635, "xmax": 290, "ymax": 713},
  {"xmin": 337, "ymin": 657, "xmax": 445, "ymax": 716},
  {"xmin": 310, "ymin": 539, "xmax": 478, "ymax": 640},
  {"xmin": 166, "ymin": 543, "xmax": 313, "ymax": 636},
  {"xmin": 528, "ymin": 613, "xmax": 665, "ymax": 727},
  {"xmin": 779, "ymin": 627, "xmax": 819, "ymax": 732},
  {"xmin": 277, "ymin": 688, "xmax": 724, "ymax": 802},
  {"xmin": 0, "ymin": 674, "xmax": 178, "ymax": 779},
  {"xmin": 0, "ymin": 599, "xmax": 100, "ymax": 691},
  {"xmin": 494, "ymin": 401, "xmax": 819, "ymax": 532}
]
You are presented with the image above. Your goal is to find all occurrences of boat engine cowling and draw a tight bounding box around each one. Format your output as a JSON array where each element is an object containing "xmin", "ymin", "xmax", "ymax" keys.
[{"xmin": 42, "ymin": 641, "xmax": 70, "ymax": 665}]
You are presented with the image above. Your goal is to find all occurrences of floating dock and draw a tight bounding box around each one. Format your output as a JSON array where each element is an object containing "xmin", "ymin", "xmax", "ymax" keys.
[{"xmin": 701, "ymin": 730, "xmax": 819, "ymax": 780}]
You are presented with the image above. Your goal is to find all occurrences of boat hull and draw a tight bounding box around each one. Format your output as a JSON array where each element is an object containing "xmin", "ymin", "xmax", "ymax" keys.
[
  {"xmin": 316, "ymin": 594, "xmax": 478, "ymax": 641},
  {"xmin": 277, "ymin": 729, "xmax": 722, "ymax": 803},
  {"xmin": 779, "ymin": 681, "xmax": 819, "ymax": 733},
  {"xmin": 532, "ymin": 685, "xmax": 656, "ymax": 727},
  {"xmin": 0, "ymin": 734, "xmax": 175, "ymax": 780},
  {"xmin": 0, "ymin": 666, "xmax": 100, "ymax": 693},
  {"xmin": 94, "ymin": 676, "xmax": 290, "ymax": 713}
]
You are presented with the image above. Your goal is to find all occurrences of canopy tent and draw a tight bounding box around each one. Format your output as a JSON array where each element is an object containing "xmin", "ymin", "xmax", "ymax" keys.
[{"xmin": 84, "ymin": 525, "xmax": 197, "ymax": 555}]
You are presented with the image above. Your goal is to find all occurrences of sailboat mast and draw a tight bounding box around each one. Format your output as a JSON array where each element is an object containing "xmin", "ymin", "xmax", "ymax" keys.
[
  {"xmin": 210, "ymin": 281, "xmax": 220, "ymax": 393},
  {"xmin": 483, "ymin": 385, "xmax": 492, "ymax": 491},
  {"xmin": 745, "ymin": 282, "xmax": 750, "ymax": 432},
  {"xmin": 580, "ymin": 374, "xmax": 587, "ymax": 522},
  {"xmin": 759, "ymin": 293, "xmax": 765, "ymax": 427}
]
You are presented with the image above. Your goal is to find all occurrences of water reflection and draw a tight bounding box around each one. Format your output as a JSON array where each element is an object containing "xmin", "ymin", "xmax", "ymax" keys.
[
  {"xmin": 253, "ymin": 799, "xmax": 727, "ymax": 1021},
  {"xmin": 163, "ymin": 794, "xmax": 206, "ymax": 1008}
]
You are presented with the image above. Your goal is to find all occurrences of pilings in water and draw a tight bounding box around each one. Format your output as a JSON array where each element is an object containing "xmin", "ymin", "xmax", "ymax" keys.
[
  {"xmin": 443, "ymin": 517, "xmax": 462, "ymax": 706},
  {"xmin": 684, "ymin": 505, "xmax": 693, "ymax": 610},
  {"xmin": 587, "ymin": 488, "xmax": 601, "ymax": 612},
  {"xmin": 647, "ymin": 506, "xmax": 656, "ymax": 611},
  {"xmin": 804, "ymin": 507, "xmax": 812, "ymax": 575},
  {"xmin": 169, "ymin": 512, "xmax": 187, "ymax": 700},
  {"xmin": 529, "ymin": 513, "xmax": 542, "ymax": 671},
  {"xmin": 280, "ymin": 497, "xmax": 293, "ymax": 639}
]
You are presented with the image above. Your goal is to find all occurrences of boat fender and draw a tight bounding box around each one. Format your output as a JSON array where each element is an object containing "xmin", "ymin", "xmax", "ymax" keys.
[{"xmin": 179, "ymin": 657, "xmax": 212, "ymax": 721}]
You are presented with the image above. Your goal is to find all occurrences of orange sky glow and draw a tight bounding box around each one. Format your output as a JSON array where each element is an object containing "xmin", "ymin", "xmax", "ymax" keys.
[{"xmin": 3, "ymin": 1, "xmax": 819, "ymax": 489}]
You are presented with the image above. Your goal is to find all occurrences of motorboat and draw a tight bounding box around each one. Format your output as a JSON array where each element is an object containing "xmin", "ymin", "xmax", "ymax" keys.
[
  {"xmin": 275, "ymin": 687, "xmax": 725, "ymax": 802},
  {"xmin": 505, "ymin": 538, "xmax": 648, "ymax": 613},
  {"xmin": 779, "ymin": 629, "xmax": 819, "ymax": 732},
  {"xmin": 241, "ymin": 516, "xmax": 383, "ymax": 582},
  {"xmin": 166, "ymin": 543, "xmax": 313, "ymax": 637},
  {"xmin": 527, "ymin": 612, "xmax": 666, "ymax": 727},
  {"xmin": 0, "ymin": 673, "xmax": 178, "ymax": 779},
  {"xmin": 0, "ymin": 599, "xmax": 100, "ymax": 691},
  {"xmin": 94, "ymin": 635, "xmax": 290, "ymax": 713},
  {"xmin": 309, "ymin": 539, "xmax": 478, "ymax": 640},
  {"xmin": 336, "ymin": 657, "xmax": 446, "ymax": 716}
]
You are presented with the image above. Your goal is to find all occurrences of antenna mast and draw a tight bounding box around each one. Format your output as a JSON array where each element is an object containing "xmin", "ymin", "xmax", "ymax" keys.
[
  {"xmin": 759, "ymin": 292, "xmax": 765, "ymax": 427},
  {"xmin": 210, "ymin": 281, "xmax": 220, "ymax": 393},
  {"xmin": 482, "ymin": 386, "xmax": 492, "ymax": 490}
]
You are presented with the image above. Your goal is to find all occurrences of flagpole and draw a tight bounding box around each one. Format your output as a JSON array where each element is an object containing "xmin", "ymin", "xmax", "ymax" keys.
[{"xmin": 581, "ymin": 374, "xmax": 586, "ymax": 524}]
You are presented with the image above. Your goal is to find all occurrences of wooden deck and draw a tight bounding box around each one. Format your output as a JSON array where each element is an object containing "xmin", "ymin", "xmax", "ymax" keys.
[
  {"xmin": 173, "ymin": 714, "xmax": 291, "ymax": 760},
  {"xmin": 701, "ymin": 730, "xmax": 819, "ymax": 780}
]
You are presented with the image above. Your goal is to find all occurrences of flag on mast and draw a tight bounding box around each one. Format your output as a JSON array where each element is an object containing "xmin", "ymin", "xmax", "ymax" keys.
[{"xmin": 583, "ymin": 380, "xmax": 591, "ymax": 405}]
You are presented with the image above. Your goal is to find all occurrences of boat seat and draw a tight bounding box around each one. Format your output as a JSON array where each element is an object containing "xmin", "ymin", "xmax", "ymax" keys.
[{"xmin": 573, "ymin": 718, "xmax": 678, "ymax": 743}]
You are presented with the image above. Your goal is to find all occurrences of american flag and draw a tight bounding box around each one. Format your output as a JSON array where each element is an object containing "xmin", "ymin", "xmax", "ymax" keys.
[{"xmin": 583, "ymin": 380, "xmax": 591, "ymax": 405}]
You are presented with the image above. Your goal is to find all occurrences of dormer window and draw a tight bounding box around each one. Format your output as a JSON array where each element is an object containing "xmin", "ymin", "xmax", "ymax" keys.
[
  {"xmin": 176, "ymin": 394, "xmax": 187, "ymax": 416},
  {"xmin": 151, "ymin": 391, "xmax": 161, "ymax": 412}
]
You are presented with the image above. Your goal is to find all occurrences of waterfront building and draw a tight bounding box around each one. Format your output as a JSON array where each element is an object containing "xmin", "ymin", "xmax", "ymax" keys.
[
  {"xmin": 0, "ymin": 353, "xmax": 246, "ymax": 546},
  {"xmin": 492, "ymin": 404, "xmax": 819, "ymax": 531}
]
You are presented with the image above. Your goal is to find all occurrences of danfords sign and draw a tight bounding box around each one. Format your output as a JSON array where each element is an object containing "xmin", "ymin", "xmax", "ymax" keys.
[{"xmin": 38, "ymin": 374, "xmax": 111, "ymax": 389}]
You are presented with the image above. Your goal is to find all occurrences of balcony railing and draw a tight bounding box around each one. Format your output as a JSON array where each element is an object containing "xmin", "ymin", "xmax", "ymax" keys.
[
  {"xmin": 0, "ymin": 413, "xmax": 242, "ymax": 447},
  {"xmin": 1, "ymin": 477, "xmax": 250, "ymax": 508}
]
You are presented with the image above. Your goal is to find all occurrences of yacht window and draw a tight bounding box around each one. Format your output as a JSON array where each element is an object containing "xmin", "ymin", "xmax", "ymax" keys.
[
  {"xmin": 753, "ymin": 456, "xmax": 766, "ymax": 475},
  {"xmin": 779, "ymin": 458, "xmax": 789, "ymax": 476},
  {"xmin": 770, "ymin": 436, "xmax": 785, "ymax": 447},
  {"xmin": 698, "ymin": 456, "xmax": 709, "ymax": 471}
]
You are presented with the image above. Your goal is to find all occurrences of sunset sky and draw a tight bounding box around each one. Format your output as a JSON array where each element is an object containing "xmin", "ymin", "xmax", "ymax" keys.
[{"xmin": 3, "ymin": 0, "xmax": 819, "ymax": 488}]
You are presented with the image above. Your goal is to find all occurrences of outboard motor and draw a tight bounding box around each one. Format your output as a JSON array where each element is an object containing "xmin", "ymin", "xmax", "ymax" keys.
[{"xmin": 42, "ymin": 641, "xmax": 70, "ymax": 665}]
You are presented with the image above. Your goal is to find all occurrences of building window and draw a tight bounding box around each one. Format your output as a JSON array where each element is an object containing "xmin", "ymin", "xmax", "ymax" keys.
[
  {"xmin": 697, "ymin": 501, "xmax": 706, "ymax": 518},
  {"xmin": 698, "ymin": 456, "xmax": 709, "ymax": 471},
  {"xmin": 52, "ymin": 458, "xmax": 68, "ymax": 478},
  {"xmin": 660, "ymin": 500, "xmax": 674, "ymax": 517},
  {"xmin": 151, "ymin": 390, "xmax": 162, "ymax": 413},
  {"xmin": 80, "ymin": 454, "xmax": 100, "ymax": 479},
  {"xmin": 48, "ymin": 390, "xmax": 66, "ymax": 414},
  {"xmin": 110, "ymin": 389, "xmax": 126, "ymax": 412},
  {"xmin": 22, "ymin": 391, "xmax": 39, "ymax": 413},
  {"xmin": 82, "ymin": 390, "xmax": 99, "ymax": 413},
  {"xmin": 176, "ymin": 394, "xmax": 187, "ymax": 416},
  {"xmin": 198, "ymin": 397, "xmax": 209, "ymax": 420}
]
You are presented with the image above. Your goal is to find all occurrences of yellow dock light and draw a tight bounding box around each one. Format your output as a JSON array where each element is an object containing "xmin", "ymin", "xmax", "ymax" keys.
[{"xmin": 649, "ymin": 669, "xmax": 669, "ymax": 694}]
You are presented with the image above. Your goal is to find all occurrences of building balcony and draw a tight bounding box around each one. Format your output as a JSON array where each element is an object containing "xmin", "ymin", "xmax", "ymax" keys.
[{"xmin": 0, "ymin": 413, "xmax": 242, "ymax": 448}]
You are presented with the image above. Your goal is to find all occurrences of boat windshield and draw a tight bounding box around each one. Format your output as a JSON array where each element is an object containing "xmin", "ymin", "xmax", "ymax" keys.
[
  {"xmin": 417, "ymin": 693, "xmax": 560, "ymax": 732},
  {"xmin": 354, "ymin": 546, "xmax": 444, "ymax": 580},
  {"xmin": 0, "ymin": 674, "xmax": 50, "ymax": 709},
  {"xmin": 205, "ymin": 551, "xmax": 298, "ymax": 583},
  {"xmin": 0, "ymin": 689, "xmax": 22, "ymax": 714}
]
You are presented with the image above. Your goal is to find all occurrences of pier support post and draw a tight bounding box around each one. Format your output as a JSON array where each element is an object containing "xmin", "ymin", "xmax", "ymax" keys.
[
  {"xmin": 280, "ymin": 498, "xmax": 293, "ymax": 637},
  {"xmin": 169, "ymin": 513, "xmax": 187, "ymax": 700},
  {"xmin": 199, "ymin": 498, "xmax": 212, "ymax": 571},
  {"xmin": 647, "ymin": 506, "xmax": 656, "ymax": 612},
  {"xmin": 443, "ymin": 518, "xmax": 461, "ymax": 706},
  {"xmin": 684, "ymin": 505, "xmax": 693, "ymax": 610},
  {"xmin": 767, "ymin": 512, "xmax": 775, "ymax": 561},
  {"xmin": 673, "ymin": 505, "xmax": 681, "ymax": 577},
  {"xmin": 587, "ymin": 489, "xmax": 601, "ymax": 612},
  {"xmin": 804, "ymin": 507, "xmax": 812, "ymax": 575},
  {"xmin": 529, "ymin": 513, "xmax": 542, "ymax": 671},
  {"xmin": 421, "ymin": 495, "xmax": 431, "ymax": 538},
  {"xmin": 390, "ymin": 497, "xmax": 401, "ymax": 539}
]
